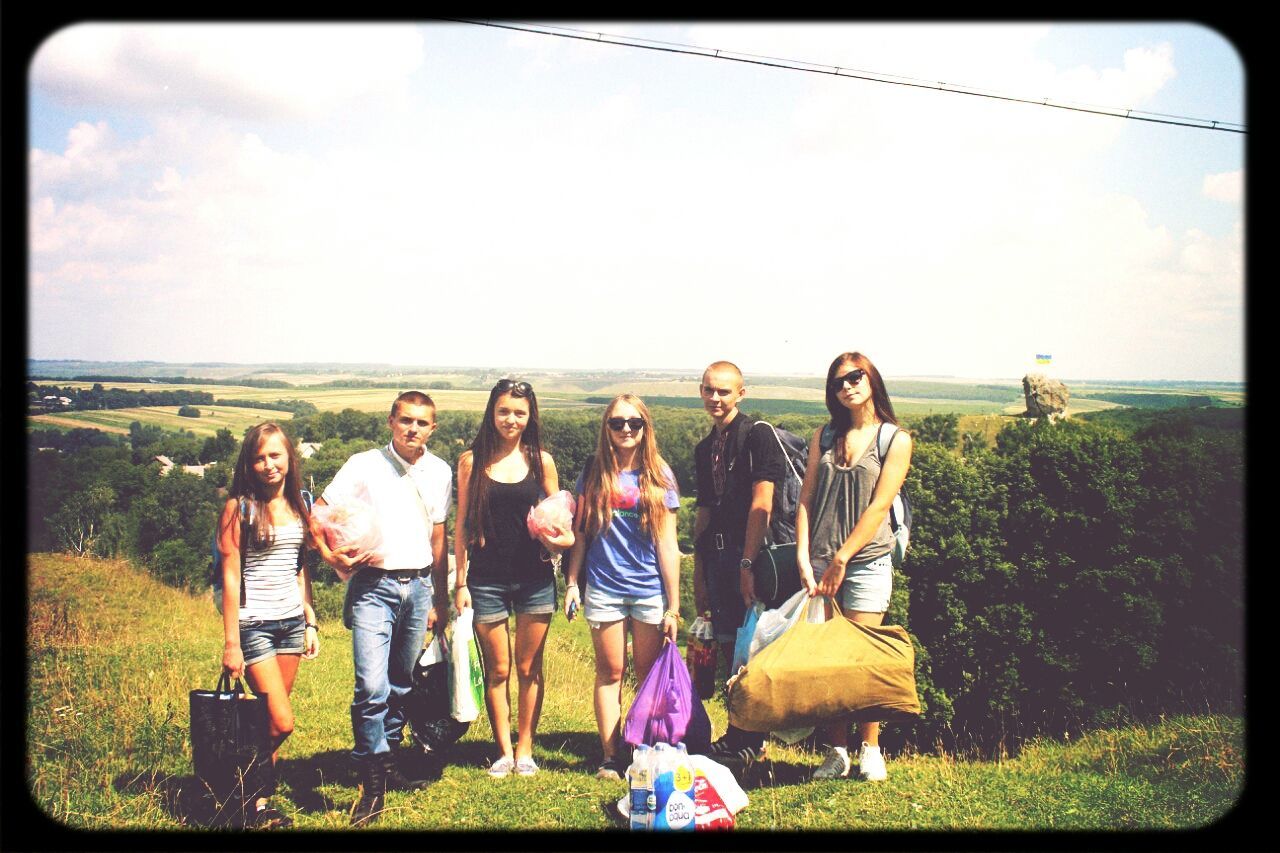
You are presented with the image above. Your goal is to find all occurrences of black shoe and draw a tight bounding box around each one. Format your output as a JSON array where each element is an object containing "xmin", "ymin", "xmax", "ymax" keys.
[
  {"xmin": 351, "ymin": 759, "xmax": 387, "ymax": 826},
  {"xmin": 709, "ymin": 729, "xmax": 767, "ymax": 767},
  {"xmin": 248, "ymin": 804, "xmax": 293, "ymax": 829},
  {"xmin": 385, "ymin": 751, "xmax": 433, "ymax": 791}
]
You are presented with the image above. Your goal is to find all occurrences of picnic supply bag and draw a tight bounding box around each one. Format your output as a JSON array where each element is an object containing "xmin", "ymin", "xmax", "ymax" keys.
[
  {"xmin": 730, "ymin": 603, "xmax": 762, "ymax": 675},
  {"xmin": 448, "ymin": 607, "xmax": 486, "ymax": 723},
  {"xmin": 189, "ymin": 672, "xmax": 276, "ymax": 812},
  {"xmin": 624, "ymin": 642, "xmax": 712, "ymax": 753},
  {"xmin": 727, "ymin": 602, "xmax": 921, "ymax": 733},
  {"xmin": 526, "ymin": 490, "xmax": 576, "ymax": 539},
  {"xmin": 686, "ymin": 614, "xmax": 718, "ymax": 701},
  {"xmin": 408, "ymin": 632, "xmax": 470, "ymax": 755},
  {"xmin": 746, "ymin": 588, "xmax": 825, "ymax": 662},
  {"xmin": 311, "ymin": 485, "xmax": 384, "ymax": 560}
]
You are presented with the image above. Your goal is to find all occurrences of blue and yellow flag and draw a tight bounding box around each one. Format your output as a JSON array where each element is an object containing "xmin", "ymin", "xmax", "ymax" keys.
[{"xmin": 1035, "ymin": 354, "xmax": 1052, "ymax": 365}]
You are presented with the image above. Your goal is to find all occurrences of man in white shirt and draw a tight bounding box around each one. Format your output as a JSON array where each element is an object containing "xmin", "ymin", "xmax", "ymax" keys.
[{"xmin": 317, "ymin": 391, "xmax": 451, "ymax": 825}]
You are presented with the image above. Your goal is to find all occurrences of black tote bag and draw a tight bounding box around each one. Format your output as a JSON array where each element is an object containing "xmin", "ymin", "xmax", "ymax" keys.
[{"xmin": 189, "ymin": 672, "xmax": 276, "ymax": 807}]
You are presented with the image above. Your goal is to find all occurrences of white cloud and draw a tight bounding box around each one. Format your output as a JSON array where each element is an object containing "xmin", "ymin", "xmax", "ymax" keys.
[
  {"xmin": 32, "ymin": 23, "xmax": 425, "ymax": 120},
  {"xmin": 1203, "ymin": 169, "xmax": 1243, "ymax": 204}
]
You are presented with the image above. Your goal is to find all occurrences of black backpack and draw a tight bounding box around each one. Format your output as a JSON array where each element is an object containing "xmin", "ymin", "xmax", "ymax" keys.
[{"xmin": 735, "ymin": 418, "xmax": 810, "ymax": 546}]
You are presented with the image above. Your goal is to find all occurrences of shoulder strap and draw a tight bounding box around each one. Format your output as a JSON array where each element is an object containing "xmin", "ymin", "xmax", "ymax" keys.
[
  {"xmin": 819, "ymin": 422, "xmax": 835, "ymax": 454},
  {"xmin": 875, "ymin": 423, "xmax": 901, "ymax": 464},
  {"xmin": 237, "ymin": 498, "xmax": 251, "ymax": 609},
  {"xmin": 753, "ymin": 420, "xmax": 804, "ymax": 482},
  {"xmin": 296, "ymin": 490, "xmax": 313, "ymax": 571},
  {"xmin": 380, "ymin": 445, "xmax": 434, "ymax": 528}
]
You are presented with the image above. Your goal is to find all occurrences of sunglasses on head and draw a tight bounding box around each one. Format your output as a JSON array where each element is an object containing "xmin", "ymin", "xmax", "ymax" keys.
[
  {"xmin": 493, "ymin": 378, "xmax": 532, "ymax": 396},
  {"xmin": 829, "ymin": 368, "xmax": 867, "ymax": 391},
  {"xmin": 607, "ymin": 417, "xmax": 646, "ymax": 433}
]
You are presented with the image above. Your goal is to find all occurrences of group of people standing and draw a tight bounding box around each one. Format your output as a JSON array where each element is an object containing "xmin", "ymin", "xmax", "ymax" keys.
[{"xmin": 215, "ymin": 351, "xmax": 913, "ymax": 827}]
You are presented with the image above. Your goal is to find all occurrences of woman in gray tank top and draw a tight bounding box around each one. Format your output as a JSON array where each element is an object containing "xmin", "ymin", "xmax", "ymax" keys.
[{"xmin": 794, "ymin": 352, "xmax": 914, "ymax": 785}]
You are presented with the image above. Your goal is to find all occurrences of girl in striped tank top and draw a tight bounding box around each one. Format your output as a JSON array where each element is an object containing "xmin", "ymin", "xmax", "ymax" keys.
[{"xmin": 216, "ymin": 422, "xmax": 321, "ymax": 828}]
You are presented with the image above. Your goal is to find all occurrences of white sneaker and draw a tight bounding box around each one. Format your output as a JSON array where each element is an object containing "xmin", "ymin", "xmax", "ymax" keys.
[
  {"xmin": 811, "ymin": 746, "xmax": 851, "ymax": 780},
  {"xmin": 857, "ymin": 742, "xmax": 887, "ymax": 782}
]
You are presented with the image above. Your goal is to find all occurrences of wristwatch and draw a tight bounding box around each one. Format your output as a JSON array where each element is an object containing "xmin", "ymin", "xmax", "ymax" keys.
[{"xmin": 739, "ymin": 558, "xmax": 753, "ymax": 570}]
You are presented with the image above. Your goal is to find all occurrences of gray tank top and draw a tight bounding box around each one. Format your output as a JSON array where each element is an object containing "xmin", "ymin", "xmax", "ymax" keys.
[{"xmin": 808, "ymin": 437, "xmax": 893, "ymax": 566}]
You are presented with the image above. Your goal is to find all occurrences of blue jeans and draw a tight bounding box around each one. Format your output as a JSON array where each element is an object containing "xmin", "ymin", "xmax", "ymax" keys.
[{"xmin": 346, "ymin": 570, "xmax": 432, "ymax": 761}]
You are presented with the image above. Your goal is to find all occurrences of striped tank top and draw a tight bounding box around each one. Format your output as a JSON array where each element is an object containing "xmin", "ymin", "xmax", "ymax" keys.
[{"xmin": 240, "ymin": 519, "xmax": 306, "ymax": 621}]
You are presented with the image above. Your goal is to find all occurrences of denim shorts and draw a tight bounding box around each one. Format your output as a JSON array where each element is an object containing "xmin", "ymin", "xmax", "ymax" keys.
[
  {"xmin": 583, "ymin": 584, "xmax": 665, "ymax": 629},
  {"xmin": 469, "ymin": 576, "xmax": 557, "ymax": 624},
  {"xmin": 239, "ymin": 613, "xmax": 306, "ymax": 666},
  {"xmin": 815, "ymin": 552, "xmax": 893, "ymax": 614}
]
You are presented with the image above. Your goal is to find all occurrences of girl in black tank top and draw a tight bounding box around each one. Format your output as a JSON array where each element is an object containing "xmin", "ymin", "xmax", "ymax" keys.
[
  {"xmin": 453, "ymin": 378, "xmax": 574, "ymax": 777},
  {"xmin": 465, "ymin": 467, "xmax": 547, "ymax": 583}
]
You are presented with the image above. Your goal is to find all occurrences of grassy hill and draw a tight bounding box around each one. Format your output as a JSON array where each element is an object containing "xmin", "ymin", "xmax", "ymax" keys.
[{"xmin": 27, "ymin": 553, "xmax": 1242, "ymax": 831}]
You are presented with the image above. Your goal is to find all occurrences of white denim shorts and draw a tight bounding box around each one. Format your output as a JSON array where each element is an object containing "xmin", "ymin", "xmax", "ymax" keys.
[
  {"xmin": 583, "ymin": 584, "xmax": 664, "ymax": 629},
  {"xmin": 813, "ymin": 552, "xmax": 893, "ymax": 614}
]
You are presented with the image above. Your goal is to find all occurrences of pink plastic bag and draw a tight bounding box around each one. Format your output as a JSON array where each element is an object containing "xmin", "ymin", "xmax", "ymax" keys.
[
  {"xmin": 312, "ymin": 492, "xmax": 383, "ymax": 556},
  {"xmin": 526, "ymin": 490, "xmax": 576, "ymax": 539}
]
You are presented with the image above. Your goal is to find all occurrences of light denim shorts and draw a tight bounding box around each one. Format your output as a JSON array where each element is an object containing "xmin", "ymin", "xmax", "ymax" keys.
[
  {"xmin": 812, "ymin": 552, "xmax": 893, "ymax": 614},
  {"xmin": 583, "ymin": 584, "xmax": 664, "ymax": 629},
  {"xmin": 838, "ymin": 552, "xmax": 894, "ymax": 613},
  {"xmin": 239, "ymin": 614, "xmax": 306, "ymax": 666}
]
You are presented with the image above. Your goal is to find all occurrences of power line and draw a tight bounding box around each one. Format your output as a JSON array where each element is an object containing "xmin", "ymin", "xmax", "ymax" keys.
[{"xmin": 444, "ymin": 19, "xmax": 1246, "ymax": 135}]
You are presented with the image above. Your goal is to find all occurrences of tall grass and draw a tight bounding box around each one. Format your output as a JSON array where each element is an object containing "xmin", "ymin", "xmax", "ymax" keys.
[{"xmin": 27, "ymin": 553, "xmax": 1243, "ymax": 831}]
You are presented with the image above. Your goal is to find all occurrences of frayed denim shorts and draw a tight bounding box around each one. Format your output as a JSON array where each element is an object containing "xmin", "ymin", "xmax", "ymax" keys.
[
  {"xmin": 239, "ymin": 613, "xmax": 306, "ymax": 666},
  {"xmin": 469, "ymin": 576, "xmax": 557, "ymax": 624}
]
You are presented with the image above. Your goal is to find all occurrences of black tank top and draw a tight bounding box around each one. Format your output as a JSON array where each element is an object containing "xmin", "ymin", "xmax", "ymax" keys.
[{"xmin": 467, "ymin": 467, "xmax": 548, "ymax": 583}]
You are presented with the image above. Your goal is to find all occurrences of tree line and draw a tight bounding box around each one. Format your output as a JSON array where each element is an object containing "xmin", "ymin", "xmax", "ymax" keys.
[{"xmin": 27, "ymin": 405, "xmax": 1243, "ymax": 753}]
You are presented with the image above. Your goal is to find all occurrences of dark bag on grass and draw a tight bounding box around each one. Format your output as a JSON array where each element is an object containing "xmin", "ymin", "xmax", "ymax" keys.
[
  {"xmin": 189, "ymin": 672, "xmax": 276, "ymax": 807},
  {"xmin": 406, "ymin": 632, "xmax": 470, "ymax": 755}
]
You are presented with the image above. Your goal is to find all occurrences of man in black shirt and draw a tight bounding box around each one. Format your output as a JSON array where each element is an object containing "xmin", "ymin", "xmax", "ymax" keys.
[{"xmin": 693, "ymin": 361, "xmax": 786, "ymax": 764}]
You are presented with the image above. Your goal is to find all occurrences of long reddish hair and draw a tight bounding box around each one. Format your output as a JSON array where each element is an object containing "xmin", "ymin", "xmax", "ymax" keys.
[{"xmin": 824, "ymin": 352, "xmax": 899, "ymax": 466}]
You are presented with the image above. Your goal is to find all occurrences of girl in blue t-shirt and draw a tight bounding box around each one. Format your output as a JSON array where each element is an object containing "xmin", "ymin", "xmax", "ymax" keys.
[{"xmin": 563, "ymin": 394, "xmax": 682, "ymax": 781}]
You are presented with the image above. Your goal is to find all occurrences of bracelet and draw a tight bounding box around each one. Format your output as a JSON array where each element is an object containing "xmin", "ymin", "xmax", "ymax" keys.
[
  {"xmin": 305, "ymin": 622, "xmax": 318, "ymax": 632},
  {"xmin": 663, "ymin": 609, "xmax": 681, "ymax": 622}
]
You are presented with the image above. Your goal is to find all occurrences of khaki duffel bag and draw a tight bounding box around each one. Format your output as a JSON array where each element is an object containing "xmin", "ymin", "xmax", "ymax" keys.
[{"xmin": 727, "ymin": 611, "xmax": 921, "ymax": 733}]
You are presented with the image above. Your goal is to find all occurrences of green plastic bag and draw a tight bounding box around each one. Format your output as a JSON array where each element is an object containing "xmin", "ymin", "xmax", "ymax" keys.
[{"xmin": 448, "ymin": 607, "xmax": 486, "ymax": 723}]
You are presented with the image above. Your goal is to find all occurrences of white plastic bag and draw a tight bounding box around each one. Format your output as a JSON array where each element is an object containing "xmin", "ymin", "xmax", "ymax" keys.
[
  {"xmin": 747, "ymin": 589, "xmax": 825, "ymax": 661},
  {"xmin": 448, "ymin": 608, "xmax": 484, "ymax": 723}
]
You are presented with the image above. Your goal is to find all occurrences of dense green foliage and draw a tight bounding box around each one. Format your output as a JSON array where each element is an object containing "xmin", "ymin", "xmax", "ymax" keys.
[
  {"xmin": 1076, "ymin": 392, "xmax": 1217, "ymax": 408},
  {"xmin": 28, "ymin": 404, "xmax": 1243, "ymax": 754},
  {"xmin": 212, "ymin": 398, "xmax": 320, "ymax": 416}
]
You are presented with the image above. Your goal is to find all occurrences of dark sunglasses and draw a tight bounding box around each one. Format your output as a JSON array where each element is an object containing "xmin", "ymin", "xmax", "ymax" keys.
[
  {"xmin": 493, "ymin": 378, "xmax": 533, "ymax": 396},
  {"xmin": 829, "ymin": 368, "xmax": 867, "ymax": 391},
  {"xmin": 607, "ymin": 417, "xmax": 646, "ymax": 433}
]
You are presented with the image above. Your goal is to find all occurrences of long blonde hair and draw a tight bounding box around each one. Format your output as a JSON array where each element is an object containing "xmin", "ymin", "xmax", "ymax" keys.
[{"xmin": 577, "ymin": 394, "xmax": 677, "ymax": 541}]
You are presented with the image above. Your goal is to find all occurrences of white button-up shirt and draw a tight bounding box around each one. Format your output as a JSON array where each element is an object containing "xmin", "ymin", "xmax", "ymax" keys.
[{"xmin": 322, "ymin": 443, "xmax": 452, "ymax": 570}]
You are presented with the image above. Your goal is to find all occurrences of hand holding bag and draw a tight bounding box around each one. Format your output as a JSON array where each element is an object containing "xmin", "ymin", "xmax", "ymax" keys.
[
  {"xmin": 623, "ymin": 641, "xmax": 712, "ymax": 753},
  {"xmin": 727, "ymin": 598, "xmax": 921, "ymax": 733},
  {"xmin": 448, "ymin": 608, "xmax": 486, "ymax": 723},
  {"xmin": 189, "ymin": 672, "xmax": 276, "ymax": 812}
]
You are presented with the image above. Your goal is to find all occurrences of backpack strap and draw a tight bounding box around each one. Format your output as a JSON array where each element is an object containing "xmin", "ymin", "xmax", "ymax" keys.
[
  {"xmin": 819, "ymin": 421, "xmax": 835, "ymax": 454},
  {"xmin": 875, "ymin": 422, "xmax": 901, "ymax": 464},
  {"xmin": 296, "ymin": 490, "xmax": 313, "ymax": 572},
  {"xmin": 237, "ymin": 497, "xmax": 252, "ymax": 609},
  {"xmin": 752, "ymin": 420, "xmax": 805, "ymax": 483}
]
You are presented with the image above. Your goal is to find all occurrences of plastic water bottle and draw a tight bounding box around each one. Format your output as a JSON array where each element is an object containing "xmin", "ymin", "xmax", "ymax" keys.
[
  {"xmin": 652, "ymin": 743, "xmax": 695, "ymax": 831},
  {"xmin": 627, "ymin": 744, "xmax": 653, "ymax": 831}
]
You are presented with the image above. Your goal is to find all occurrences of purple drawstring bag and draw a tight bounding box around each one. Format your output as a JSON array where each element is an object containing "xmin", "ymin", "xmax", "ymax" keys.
[{"xmin": 623, "ymin": 641, "xmax": 712, "ymax": 754}]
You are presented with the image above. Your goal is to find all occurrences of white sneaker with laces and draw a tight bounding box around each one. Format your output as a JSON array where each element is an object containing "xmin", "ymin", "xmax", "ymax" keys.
[
  {"xmin": 857, "ymin": 742, "xmax": 887, "ymax": 782},
  {"xmin": 811, "ymin": 746, "xmax": 851, "ymax": 780}
]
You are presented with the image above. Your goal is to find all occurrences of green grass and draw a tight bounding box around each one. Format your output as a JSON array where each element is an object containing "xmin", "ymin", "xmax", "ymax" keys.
[{"xmin": 27, "ymin": 553, "xmax": 1243, "ymax": 831}]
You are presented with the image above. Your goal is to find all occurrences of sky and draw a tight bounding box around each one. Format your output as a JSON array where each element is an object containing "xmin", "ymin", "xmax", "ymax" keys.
[{"xmin": 26, "ymin": 21, "xmax": 1246, "ymax": 381}]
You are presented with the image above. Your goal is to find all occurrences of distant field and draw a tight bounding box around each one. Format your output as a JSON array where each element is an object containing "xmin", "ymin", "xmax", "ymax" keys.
[{"xmin": 29, "ymin": 405, "xmax": 293, "ymax": 438}]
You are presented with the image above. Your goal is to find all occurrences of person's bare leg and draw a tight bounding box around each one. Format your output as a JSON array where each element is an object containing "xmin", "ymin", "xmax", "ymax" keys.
[
  {"xmin": 475, "ymin": 618, "xmax": 514, "ymax": 759},
  {"xmin": 512, "ymin": 612, "xmax": 551, "ymax": 761}
]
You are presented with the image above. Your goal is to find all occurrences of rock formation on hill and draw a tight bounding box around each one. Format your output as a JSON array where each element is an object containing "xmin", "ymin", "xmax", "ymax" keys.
[{"xmin": 1023, "ymin": 373, "xmax": 1069, "ymax": 419}]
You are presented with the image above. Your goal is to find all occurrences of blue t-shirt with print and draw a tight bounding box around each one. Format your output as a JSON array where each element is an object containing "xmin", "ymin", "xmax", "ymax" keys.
[{"xmin": 575, "ymin": 467, "xmax": 680, "ymax": 599}]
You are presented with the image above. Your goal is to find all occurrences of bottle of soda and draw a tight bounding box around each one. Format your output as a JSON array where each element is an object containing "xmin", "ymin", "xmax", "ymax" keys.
[{"xmin": 627, "ymin": 744, "xmax": 653, "ymax": 831}]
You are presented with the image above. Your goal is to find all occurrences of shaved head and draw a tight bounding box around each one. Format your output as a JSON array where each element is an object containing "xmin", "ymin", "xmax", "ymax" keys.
[{"xmin": 701, "ymin": 360, "xmax": 743, "ymax": 387}]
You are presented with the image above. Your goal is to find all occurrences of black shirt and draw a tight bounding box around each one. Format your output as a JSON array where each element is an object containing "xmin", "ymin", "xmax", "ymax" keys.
[{"xmin": 694, "ymin": 413, "xmax": 787, "ymax": 546}]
